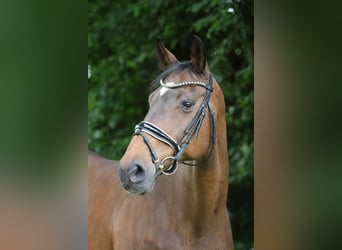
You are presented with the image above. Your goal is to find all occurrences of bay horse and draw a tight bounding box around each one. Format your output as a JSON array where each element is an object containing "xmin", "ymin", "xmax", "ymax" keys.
[{"xmin": 88, "ymin": 36, "xmax": 234, "ymax": 249}]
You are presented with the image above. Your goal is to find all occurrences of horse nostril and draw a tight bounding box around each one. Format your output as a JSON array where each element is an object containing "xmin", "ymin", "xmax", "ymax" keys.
[{"xmin": 128, "ymin": 164, "xmax": 146, "ymax": 184}]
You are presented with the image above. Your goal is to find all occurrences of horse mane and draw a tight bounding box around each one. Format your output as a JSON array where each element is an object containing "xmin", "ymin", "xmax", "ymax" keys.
[{"xmin": 149, "ymin": 61, "xmax": 193, "ymax": 94}]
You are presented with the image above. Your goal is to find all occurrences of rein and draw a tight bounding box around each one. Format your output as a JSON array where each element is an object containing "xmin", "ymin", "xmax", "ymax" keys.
[{"xmin": 134, "ymin": 74, "xmax": 216, "ymax": 175}]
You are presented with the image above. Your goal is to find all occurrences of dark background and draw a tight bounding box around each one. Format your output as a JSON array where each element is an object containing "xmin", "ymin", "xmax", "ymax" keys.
[{"xmin": 88, "ymin": 0, "xmax": 254, "ymax": 249}]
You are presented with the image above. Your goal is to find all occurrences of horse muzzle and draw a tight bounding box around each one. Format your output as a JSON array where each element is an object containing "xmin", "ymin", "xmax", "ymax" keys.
[{"xmin": 118, "ymin": 160, "xmax": 156, "ymax": 195}]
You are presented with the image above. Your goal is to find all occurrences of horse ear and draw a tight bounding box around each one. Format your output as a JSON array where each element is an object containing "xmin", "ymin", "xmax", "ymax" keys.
[
  {"xmin": 155, "ymin": 39, "xmax": 178, "ymax": 69},
  {"xmin": 190, "ymin": 35, "xmax": 207, "ymax": 74}
]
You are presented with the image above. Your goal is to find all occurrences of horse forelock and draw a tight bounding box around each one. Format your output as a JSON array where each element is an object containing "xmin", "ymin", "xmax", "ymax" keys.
[{"xmin": 149, "ymin": 61, "xmax": 193, "ymax": 94}]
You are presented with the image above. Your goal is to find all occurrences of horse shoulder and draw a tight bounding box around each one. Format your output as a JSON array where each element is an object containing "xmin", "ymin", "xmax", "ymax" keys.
[
  {"xmin": 196, "ymin": 207, "xmax": 234, "ymax": 250},
  {"xmin": 88, "ymin": 151, "xmax": 122, "ymax": 250}
]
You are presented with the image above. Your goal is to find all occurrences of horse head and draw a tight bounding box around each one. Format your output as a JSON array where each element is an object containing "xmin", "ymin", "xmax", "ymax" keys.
[{"xmin": 119, "ymin": 36, "xmax": 225, "ymax": 195}]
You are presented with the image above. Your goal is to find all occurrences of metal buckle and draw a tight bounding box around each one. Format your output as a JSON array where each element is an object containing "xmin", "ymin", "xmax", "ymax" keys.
[{"xmin": 159, "ymin": 156, "xmax": 178, "ymax": 176}]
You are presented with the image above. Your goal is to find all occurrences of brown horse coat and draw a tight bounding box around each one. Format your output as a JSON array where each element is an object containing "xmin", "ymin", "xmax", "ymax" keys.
[
  {"xmin": 88, "ymin": 37, "xmax": 234, "ymax": 249},
  {"xmin": 88, "ymin": 151, "xmax": 233, "ymax": 249}
]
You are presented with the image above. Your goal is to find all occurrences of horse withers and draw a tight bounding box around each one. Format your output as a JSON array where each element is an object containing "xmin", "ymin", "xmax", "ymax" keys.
[{"xmin": 88, "ymin": 36, "xmax": 234, "ymax": 249}]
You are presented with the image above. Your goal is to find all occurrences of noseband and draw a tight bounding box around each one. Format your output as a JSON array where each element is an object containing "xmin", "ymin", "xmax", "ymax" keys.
[{"xmin": 134, "ymin": 74, "xmax": 216, "ymax": 175}]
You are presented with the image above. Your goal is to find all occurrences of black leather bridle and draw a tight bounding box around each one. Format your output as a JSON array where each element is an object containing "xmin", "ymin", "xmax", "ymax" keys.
[{"xmin": 134, "ymin": 74, "xmax": 216, "ymax": 175}]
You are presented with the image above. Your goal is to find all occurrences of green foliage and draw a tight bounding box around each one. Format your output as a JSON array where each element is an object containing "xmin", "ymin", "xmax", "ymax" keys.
[{"xmin": 88, "ymin": 0, "xmax": 253, "ymax": 249}]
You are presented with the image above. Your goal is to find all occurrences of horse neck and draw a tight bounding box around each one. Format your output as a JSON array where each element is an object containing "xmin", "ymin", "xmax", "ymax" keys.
[{"xmin": 160, "ymin": 98, "xmax": 229, "ymax": 233}]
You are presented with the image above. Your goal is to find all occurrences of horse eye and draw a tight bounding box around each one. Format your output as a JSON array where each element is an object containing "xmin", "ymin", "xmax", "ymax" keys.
[{"xmin": 181, "ymin": 100, "xmax": 194, "ymax": 110}]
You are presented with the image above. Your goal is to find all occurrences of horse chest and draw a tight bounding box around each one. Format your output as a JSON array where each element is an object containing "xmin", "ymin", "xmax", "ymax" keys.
[
  {"xmin": 113, "ymin": 205, "xmax": 199, "ymax": 249},
  {"xmin": 113, "ymin": 209, "xmax": 228, "ymax": 250}
]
